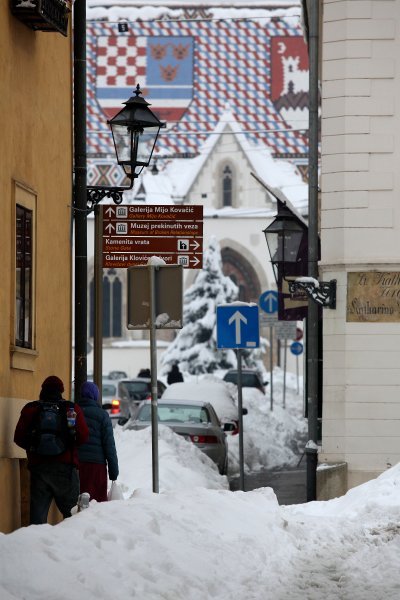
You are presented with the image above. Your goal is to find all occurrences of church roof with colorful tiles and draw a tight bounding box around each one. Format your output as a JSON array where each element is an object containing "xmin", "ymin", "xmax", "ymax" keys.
[{"xmin": 87, "ymin": 1, "xmax": 309, "ymax": 186}]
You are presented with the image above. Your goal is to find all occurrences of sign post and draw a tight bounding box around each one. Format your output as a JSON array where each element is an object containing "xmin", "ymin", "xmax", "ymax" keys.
[
  {"xmin": 127, "ymin": 264, "xmax": 183, "ymax": 494},
  {"xmin": 259, "ymin": 290, "xmax": 279, "ymax": 411},
  {"xmin": 217, "ymin": 303, "xmax": 260, "ymax": 492}
]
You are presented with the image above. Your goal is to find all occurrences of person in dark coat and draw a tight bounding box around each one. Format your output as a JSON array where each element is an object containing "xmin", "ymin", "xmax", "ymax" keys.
[
  {"xmin": 14, "ymin": 375, "xmax": 89, "ymax": 525},
  {"xmin": 167, "ymin": 364, "xmax": 184, "ymax": 385},
  {"xmin": 137, "ymin": 368, "xmax": 151, "ymax": 378},
  {"xmin": 77, "ymin": 381, "xmax": 119, "ymax": 502}
]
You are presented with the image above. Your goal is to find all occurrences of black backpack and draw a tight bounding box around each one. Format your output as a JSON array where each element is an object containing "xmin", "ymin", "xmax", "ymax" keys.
[{"xmin": 29, "ymin": 400, "xmax": 74, "ymax": 456}]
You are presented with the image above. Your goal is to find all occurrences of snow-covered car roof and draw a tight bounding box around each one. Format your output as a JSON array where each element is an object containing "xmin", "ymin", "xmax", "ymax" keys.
[{"xmin": 161, "ymin": 380, "xmax": 238, "ymax": 421}]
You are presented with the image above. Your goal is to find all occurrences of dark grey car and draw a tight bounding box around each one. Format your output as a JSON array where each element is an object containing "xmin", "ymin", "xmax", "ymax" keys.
[
  {"xmin": 126, "ymin": 398, "xmax": 229, "ymax": 475},
  {"xmin": 118, "ymin": 378, "xmax": 167, "ymax": 421},
  {"xmin": 223, "ymin": 369, "xmax": 268, "ymax": 395}
]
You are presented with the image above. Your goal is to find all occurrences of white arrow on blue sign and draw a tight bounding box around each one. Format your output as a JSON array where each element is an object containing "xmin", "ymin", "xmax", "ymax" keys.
[
  {"xmin": 259, "ymin": 290, "xmax": 278, "ymax": 314},
  {"xmin": 216, "ymin": 305, "xmax": 260, "ymax": 349}
]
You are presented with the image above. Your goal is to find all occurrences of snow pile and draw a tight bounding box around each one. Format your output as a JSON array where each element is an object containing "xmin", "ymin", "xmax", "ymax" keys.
[
  {"xmin": 227, "ymin": 369, "xmax": 307, "ymax": 473},
  {"xmin": 2, "ymin": 467, "xmax": 400, "ymax": 599}
]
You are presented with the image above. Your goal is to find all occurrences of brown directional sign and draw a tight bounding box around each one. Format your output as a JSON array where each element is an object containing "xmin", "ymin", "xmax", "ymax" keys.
[{"xmin": 102, "ymin": 204, "xmax": 203, "ymax": 269}]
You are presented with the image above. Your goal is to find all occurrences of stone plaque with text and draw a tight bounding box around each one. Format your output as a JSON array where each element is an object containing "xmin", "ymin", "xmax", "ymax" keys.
[{"xmin": 347, "ymin": 271, "xmax": 400, "ymax": 322}]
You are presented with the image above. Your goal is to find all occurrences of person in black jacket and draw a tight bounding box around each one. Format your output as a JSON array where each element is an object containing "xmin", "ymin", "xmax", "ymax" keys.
[
  {"xmin": 77, "ymin": 381, "xmax": 119, "ymax": 502},
  {"xmin": 14, "ymin": 375, "xmax": 89, "ymax": 524},
  {"xmin": 167, "ymin": 363, "xmax": 184, "ymax": 385}
]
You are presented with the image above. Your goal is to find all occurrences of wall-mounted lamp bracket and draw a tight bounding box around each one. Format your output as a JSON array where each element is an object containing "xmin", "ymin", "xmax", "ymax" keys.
[
  {"xmin": 86, "ymin": 183, "xmax": 133, "ymax": 211},
  {"xmin": 289, "ymin": 279, "xmax": 337, "ymax": 309}
]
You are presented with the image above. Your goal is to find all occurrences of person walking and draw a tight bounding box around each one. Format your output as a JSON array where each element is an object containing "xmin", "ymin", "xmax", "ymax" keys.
[
  {"xmin": 167, "ymin": 363, "xmax": 184, "ymax": 385},
  {"xmin": 77, "ymin": 381, "xmax": 119, "ymax": 502},
  {"xmin": 14, "ymin": 375, "xmax": 89, "ymax": 525}
]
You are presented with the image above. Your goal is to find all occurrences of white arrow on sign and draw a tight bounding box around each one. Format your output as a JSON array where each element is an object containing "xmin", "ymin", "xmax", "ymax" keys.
[
  {"xmin": 190, "ymin": 256, "xmax": 200, "ymax": 267},
  {"xmin": 228, "ymin": 310, "xmax": 247, "ymax": 344},
  {"xmin": 105, "ymin": 223, "xmax": 115, "ymax": 233},
  {"xmin": 105, "ymin": 206, "xmax": 115, "ymax": 217},
  {"xmin": 263, "ymin": 291, "xmax": 278, "ymax": 313},
  {"xmin": 190, "ymin": 240, "xmax": 200, "ymax": 251}
]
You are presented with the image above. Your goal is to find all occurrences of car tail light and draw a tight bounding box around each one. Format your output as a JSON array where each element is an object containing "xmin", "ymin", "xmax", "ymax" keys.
[
  {"xmin": 190, "ymin": 435, "xmax": 219, "ymax": 444},
  {"xmin": 111, "ymin": 399, "xmax": 120, "ymax": 414}
]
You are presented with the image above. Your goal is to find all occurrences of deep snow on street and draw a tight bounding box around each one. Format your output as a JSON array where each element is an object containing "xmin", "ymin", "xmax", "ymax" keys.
[{"xmin": 2, "ymin": 371, "xmax": 400, "ymax": 599}]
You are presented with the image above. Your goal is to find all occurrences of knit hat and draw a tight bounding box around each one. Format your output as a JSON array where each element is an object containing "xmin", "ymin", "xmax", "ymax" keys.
[
  {"xmin": 41, "ymin": 375, "xmax": 64, "ymax": 395},
  {"xmin": 80, "ymin": 381, "xmax": 99, "ymax": 403}
]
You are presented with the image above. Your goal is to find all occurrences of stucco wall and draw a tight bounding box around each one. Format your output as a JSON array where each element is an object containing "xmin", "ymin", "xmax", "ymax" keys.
[{"xmin": 0, "ymin": 8, "xmax": 73, "ymax": 531}]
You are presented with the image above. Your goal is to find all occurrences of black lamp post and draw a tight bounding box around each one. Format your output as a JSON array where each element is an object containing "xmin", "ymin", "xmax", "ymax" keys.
[
  {"xmin": 263, "ymin": 199, "xmax": 308, "ymax": 286},
  {"xmin": 73, "ymin": 80, "xmax": 164, "ymax": 400},
  {"xmin": 263, "ymin": 201, "xmax": 336, "ymax": 309},
  {"xmin": 263, "ymin": 199, "xmax": 336, "ymax": 503},
  {"xmin": 87, "ymin": 84, "xmax": 165, "ymax": 209}
]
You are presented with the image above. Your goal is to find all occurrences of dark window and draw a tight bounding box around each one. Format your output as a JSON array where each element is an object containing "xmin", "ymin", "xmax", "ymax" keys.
[
  {"xmin": 16, "ymin": 205, "xmax": 33, "ymax": 348},
  {"xmin": 222, "ymin": 165, "xmax": 233, "ymax": 206}
]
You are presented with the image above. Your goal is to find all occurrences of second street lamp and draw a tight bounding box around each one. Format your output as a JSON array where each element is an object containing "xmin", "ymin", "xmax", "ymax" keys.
[{"xmin": 263, "ymin": 200, "xmax": 336, "ymax": 309}]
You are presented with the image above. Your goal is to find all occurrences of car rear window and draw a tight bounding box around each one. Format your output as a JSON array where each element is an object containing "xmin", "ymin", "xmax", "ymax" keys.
[
  {"xmin": 103, "ymin": 383, "xmax": 117, "ymax": 396},
  {"xmin": 138, "ymin": 404, "xmax": 210, "ymax": 424},
  {"xmin": 120, "ymin": 381, "xmax": 149, "ymax": 398},
  {"xmin": 224, "ymin": 372, "xmax": 261, "ymax": 388},
  {"xmin": 242, "ymin": 374, "xmax": 260, "ymax": 387}
]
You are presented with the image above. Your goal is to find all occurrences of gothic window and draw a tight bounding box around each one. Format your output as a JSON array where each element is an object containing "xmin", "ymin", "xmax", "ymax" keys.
[
  {"xmin": 222, "ymin": 165, "xmax": 233, "ymax": 207},
  {"xmin": 89, "ymin": 269, "xmax": 122, "ymax": 338}
]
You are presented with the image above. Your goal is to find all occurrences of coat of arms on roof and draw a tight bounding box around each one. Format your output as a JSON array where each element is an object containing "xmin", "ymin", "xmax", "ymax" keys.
[
  {"xmin": 96, "ymin": 34, "xmax": 194, "ymax": 123},
  {"xmin": 271, "ymin": 36, "xmax": 309, "ymax": 130}
]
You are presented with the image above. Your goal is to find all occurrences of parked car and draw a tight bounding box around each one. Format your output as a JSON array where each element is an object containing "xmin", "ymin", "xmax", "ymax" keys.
[
  {"xmin": 161, "ymin": 379, "xmax": 247, "ymax": 436},
  {"xmin": 118, "ymin": 377, "xmax": 167, "ymax": 422},
  {"xmin": 222, "ymin": 369, "xmax": 268, "ymax": 395},
  {"xmin": 127, "ymin": 398, "xmax": 228, "ymax": 475},
  {"xmin": 101, "ymin": 378, "xmax": 123, "ymax": 425},
  {"xmin": 107, "ymin": 370, "xmax": 128, "ymax": 380}
]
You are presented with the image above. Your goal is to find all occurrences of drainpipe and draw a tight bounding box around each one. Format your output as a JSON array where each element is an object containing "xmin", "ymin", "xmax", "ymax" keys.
[
  {"xmin": 73, "ymin": 0, "xmax": 88, "ymax": 398},
  {"xmin": 306, "ymin": 0, "xmax": 320, "ymax": 502}
]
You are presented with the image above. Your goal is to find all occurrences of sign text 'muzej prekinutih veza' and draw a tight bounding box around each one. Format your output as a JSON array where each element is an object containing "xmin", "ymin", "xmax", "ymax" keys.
[{"xmin": 347, "ymin": 271, "xmax": 400, "ymax": 322}]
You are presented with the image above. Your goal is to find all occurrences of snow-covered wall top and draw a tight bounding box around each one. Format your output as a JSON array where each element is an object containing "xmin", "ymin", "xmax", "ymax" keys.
[{"xmin": 86, "ymin": 1, "xmax": 308, "ymax": 185}]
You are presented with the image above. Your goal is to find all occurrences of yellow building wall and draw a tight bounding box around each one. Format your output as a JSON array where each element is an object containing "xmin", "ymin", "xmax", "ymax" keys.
[{"xmin": 0, "ymin": 7, "xmax": 73, "ymax": 532}]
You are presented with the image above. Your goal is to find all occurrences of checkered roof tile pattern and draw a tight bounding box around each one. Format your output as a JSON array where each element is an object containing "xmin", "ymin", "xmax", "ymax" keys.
[{"xmin": 87, "ymin": 12, "xmax": 308, "ymax": 165}]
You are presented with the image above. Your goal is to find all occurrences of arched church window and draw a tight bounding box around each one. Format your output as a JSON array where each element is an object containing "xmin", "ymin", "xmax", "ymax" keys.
[{"xmin": 222, "ymin": 165, "xmax": 233, "ymax": 207}]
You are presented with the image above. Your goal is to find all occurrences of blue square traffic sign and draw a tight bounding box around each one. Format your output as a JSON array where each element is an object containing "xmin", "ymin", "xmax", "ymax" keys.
[{"xmin": 216, "ymin": 305, "xmax": 260, "ymax": 349}]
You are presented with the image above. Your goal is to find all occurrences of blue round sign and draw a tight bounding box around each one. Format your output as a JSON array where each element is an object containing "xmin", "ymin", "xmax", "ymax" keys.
[
  {"xmin": 259, "ymin": 290, "xmax": 278, "ymax": 314},
  {"xmin": 290, "ymin": 341, "xmax": 303, "ymax": 356}
]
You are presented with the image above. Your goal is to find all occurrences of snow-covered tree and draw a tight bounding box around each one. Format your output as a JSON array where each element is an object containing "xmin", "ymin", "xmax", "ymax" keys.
[
  {"xmin": 161, "ymin": 236, "xmax": 238, "ymax": 375},
  {"xmin": 161, "ymin": 236, "xmax": 268, "ymax": 376}
]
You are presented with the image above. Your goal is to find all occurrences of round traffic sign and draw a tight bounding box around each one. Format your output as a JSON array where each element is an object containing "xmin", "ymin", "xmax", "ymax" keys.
[
  {"xmin": 290, "ymin": 341, "xmax": 303, "ymax": 355},
  {"xmin": 259, "ymin": 290, "xmax": 278, "ymax": 314}
]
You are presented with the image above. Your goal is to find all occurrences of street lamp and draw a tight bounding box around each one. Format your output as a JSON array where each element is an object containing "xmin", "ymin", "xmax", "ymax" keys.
[
  {"xmin": 74, "ymin": 82, "xmax": 164, "ymax": 400},
  {"xmin": 263, "ymin": 199, "xmax": 336, "ymax": 309},
  {"xmin": 86, "ymin": 84, "xmax": 165, "ymax": 209}
]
